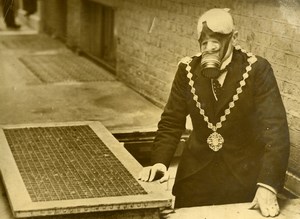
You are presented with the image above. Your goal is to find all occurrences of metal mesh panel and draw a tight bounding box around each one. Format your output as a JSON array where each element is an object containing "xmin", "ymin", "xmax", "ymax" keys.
[
  {"xmin": 4, "ymin": 125, "xmax": 147, "ymax": 202},
  {"xmin": 19, "ymin": 54, "xmax": 115, "ymax": 83}
]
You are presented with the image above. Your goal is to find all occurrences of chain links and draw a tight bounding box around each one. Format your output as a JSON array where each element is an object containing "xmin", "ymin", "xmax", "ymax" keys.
[{"xmin": 181, "ymin": 46, "xmax": 257, "ymax": 132}]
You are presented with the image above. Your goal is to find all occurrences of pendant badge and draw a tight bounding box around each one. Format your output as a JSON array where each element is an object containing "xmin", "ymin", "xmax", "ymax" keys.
[{"xmin": 207, "ymin": 132, "xmax": 224, "ymax": 152}]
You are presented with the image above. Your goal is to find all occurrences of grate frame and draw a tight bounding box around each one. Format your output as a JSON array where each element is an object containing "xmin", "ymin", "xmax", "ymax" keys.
[{"xmin": 0, "ymin": 121, "xmax": 171, "ymax": 218}]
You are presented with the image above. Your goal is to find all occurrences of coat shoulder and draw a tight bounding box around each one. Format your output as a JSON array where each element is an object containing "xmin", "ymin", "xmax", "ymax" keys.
[{"xmin": 178, "ymin": 53, "xmax": 201, "ymax": 66}]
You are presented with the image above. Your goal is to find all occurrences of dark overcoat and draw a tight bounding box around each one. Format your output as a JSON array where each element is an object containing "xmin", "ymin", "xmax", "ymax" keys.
[{"xmin": 151, "ymin": 47, "xmax": 290, "ymax": 193}]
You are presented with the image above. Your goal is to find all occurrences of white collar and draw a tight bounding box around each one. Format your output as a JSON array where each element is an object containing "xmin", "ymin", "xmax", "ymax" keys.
[
  {"xmin": 215, "ymin": 52, "xmax": 233, "ymax": 93},
  {"xmin": 220, "ymin": 52, "xmax": 233, "ymax": 70}
]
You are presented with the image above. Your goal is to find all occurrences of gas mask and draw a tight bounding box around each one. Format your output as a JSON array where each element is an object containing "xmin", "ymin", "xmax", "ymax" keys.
[{"xmin": 199, "ymin": 24, "xmax": 233, "ymax": 79}]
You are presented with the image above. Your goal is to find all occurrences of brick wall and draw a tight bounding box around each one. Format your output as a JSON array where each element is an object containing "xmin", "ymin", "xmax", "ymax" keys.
[{"xmin": 116, "ymin": 0, "xmax": 199, "ymax": 106}]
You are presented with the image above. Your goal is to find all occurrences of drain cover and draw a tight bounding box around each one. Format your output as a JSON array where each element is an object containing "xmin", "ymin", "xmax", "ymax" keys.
[
  {"xmin": 0, "ymin": 121, "xmax": 171, "ymax": 218},
  {"xmin": 4, "ymin": 125, "xmax": 147, "ymax": 202},
  {"xmin": 19, "ymin": 54, "xmax": 115, "ymax": 83}
]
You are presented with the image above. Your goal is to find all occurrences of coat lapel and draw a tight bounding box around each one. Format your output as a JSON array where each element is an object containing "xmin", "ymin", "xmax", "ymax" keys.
[
  {"xmin": 190, "ymin": 57, "xmax": 217, "ymax": 122},
  {"xmin": 215, "ymin": 49, "xmax": 248, "ymax": 116},
  {"xmin": 188, "ymin": 49, "xmax": 248, "ymax": 123}
]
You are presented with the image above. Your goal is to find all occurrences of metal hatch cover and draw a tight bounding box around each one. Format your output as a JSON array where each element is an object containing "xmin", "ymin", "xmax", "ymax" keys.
[{"xmin": 0, "ymin": 121, "xmax": 172, "ymax": 218}]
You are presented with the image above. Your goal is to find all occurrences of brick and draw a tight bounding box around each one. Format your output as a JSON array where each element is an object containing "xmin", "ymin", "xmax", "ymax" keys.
[
  {"xmin": 271, "ymin": 21, "xmax": 295, "ymax": 38},
  {"xmin": 283, "ymin": 95, "xmax": 300, "ymax": 117},
  {"xmin": 253, "ymin": 2, "xmax": 282, "ymax": 20},
  {"xmin": 250, "ymin": 43, "xmax": 267, "ymax": 57},
  {"xmin": 294, "ymin": 26, "xmax": 300, "ymax": 42},
  {"xmin": 270, "ymin": 35, "xmax": 293, "ymax": 52},
  {"xmin": 264, "ymin": 48, "xmax": 287, "ymax": 66},
  {"xmin": 287, "ymin": 111, "xmax": 300, "ymax": 132},
  {"xmin": 291, "ymin": 40, "xmax": 300, "ymax": 56},
  {"xmin": 254, "ymin": 32, "xmax": 272, "ymax": 47},
  {"xmin": 289, "ymin": 141, "xmax": 300, "ymax": 176},
  {"xmin": 237, "ymin": 27, "xmax": 248, "ymax": 43},
  {"xmin": 254, "ymin": 18, "xmax": 273, "ymax": 33},
  {"xmin": 289, "ymin": 127, "xmax": 300, "ymax": 176},
  {"xmin": 281, "ymin": 81, "xmax": 300, "ymax": 97},
  {"xmin": 232, "ymin": 0, "xmax": 254, "ymax": 16},
  {"xmin": 277, "ymin": 1, "xmax": 300, "ymax": 26},
  {"xmin": 273, "ymin": 64, "xmax": 300, "ymax": 83},
  {"xmin": 286, "ymin": 54, "xmax": 300, "ymax": 69}
]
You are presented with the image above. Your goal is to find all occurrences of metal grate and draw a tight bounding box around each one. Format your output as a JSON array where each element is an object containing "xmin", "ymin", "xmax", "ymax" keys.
[
  {"xmin": 3, "ymin": 125, "xmax": 147, "ymax": 202},
  {"xmin": 19, "ymin": 54, "xmax": 115, "ymax": 83}
]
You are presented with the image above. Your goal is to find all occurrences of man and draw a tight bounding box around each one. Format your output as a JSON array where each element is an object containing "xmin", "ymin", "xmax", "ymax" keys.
[
  {"xmin": 139, "ymin": 8, "xmax": 290, "ymax": 217},
  {"xmin": 2, "ymin": 0, "xmax": 21, "ymax": 29}
]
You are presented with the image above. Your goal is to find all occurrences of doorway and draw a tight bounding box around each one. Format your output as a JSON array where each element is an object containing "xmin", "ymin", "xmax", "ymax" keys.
[{"xmin": 81, "ymin": 1, "xmax": 116, "ymax": 72}]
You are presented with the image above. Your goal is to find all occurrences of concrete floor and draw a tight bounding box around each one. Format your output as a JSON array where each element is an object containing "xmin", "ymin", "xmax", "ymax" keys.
[{"xmin": 0, "ymin": 30, "xmax": 162, "ymax": 133}]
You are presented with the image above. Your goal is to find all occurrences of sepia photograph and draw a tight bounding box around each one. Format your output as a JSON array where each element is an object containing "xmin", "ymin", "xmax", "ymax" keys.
[{"xmin": 0, "ymin": 0, "xmax": 299, "ymax": 219}]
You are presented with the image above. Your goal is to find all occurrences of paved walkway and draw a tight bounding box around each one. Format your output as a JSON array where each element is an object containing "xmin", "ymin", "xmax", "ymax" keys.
[{"xmin": 0, "ymin": 30, "xmax": 162, "ymax": 133}]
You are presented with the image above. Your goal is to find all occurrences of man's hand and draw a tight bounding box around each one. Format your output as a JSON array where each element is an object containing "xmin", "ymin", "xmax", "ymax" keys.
[
  {"xmin": 249, "ymin": 186, "xmax": 280, "ymax": 217},
  {"xmin": 138, "ymin": 163, "xmax": 170, "ymax": 183}
]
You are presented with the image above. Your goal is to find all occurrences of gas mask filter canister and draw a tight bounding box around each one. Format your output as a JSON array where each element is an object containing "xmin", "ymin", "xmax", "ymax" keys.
[{"xmin": 200, "ymin": 42, "xmax": 222, "ymax": 79}]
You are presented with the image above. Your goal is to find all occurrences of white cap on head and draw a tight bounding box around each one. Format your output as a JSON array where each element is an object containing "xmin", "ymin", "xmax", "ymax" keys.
[{"xmin": 197, "ymin": 8, "xmax": 234, "ymax": 39}]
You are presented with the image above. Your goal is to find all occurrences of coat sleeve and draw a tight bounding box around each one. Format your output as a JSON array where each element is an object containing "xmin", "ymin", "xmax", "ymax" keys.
[
  {"xmin": 151, "ymin": 63, "xmax": 189, "ymax": 168},
  {"xmin": 254, "ymin": 58, "xmax": 290, "ymax": 192}
]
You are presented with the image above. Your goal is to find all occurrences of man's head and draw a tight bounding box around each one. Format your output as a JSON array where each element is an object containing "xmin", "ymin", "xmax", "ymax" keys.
[{"xmin": 197, "ymin": 8, "xmax": 238, "ymax": 78}]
